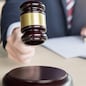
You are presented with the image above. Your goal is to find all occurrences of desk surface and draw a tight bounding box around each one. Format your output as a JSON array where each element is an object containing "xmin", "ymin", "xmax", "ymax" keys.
[{"xmin": 0, "ymin": 45, "xmax": 86, "ymax": 86}]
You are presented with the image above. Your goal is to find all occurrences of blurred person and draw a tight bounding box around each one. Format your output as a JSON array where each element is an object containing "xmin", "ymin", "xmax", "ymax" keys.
[{"xmin": 1, "ymin": 0, "xmax": 86, "ymax": 62}]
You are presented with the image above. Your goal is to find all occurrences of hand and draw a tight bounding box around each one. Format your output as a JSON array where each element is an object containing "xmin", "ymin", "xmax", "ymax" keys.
[
  {"xmin": 80, "ymin": 27, "xmax": 86, "ymax": 37},
  {"xmin": 6, "ymin": 27, "xmax": 35, "ymax": 63}
]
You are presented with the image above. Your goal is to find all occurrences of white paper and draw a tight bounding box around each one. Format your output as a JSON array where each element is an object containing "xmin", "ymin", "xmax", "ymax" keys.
[{"xmin": 43, "ymin": 36, "xmax": 86, "ymax": 59}]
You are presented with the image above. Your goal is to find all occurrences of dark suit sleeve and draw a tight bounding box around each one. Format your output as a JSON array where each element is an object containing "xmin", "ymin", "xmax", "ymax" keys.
[
  {"xmin": 1, "ymin": 0, "xmax": 27, "ymax": 48},
  {"xmin": 1, "ymin": 0, "xmax": 67, "ymax": 48}
]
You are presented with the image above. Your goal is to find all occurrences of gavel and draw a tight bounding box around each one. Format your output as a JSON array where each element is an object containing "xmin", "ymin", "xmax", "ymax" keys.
[
  {"xmin": 2, "ymin": 1, "xmax": 73, "ymax": 86},
  {"xmin": 20, "ymin": 0, "xmax": 47, "ymax": 45}
]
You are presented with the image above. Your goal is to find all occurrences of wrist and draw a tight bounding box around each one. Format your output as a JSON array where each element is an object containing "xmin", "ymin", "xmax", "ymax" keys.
[{"xmin": 7, "ymin": 22, "xmax": 20, "ymax": 38}]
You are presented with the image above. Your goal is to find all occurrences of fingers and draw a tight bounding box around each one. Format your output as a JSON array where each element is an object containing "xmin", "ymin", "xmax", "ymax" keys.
[
  {"xmin": 6, "ymin": 43, "xmax": 20, "ymax": 62},
  {"xmin": 6, "ymin": 27, "xmax": 35, "ymax": 63},
  {"xmin": 6, "ymin": 42, "xmax": 35, "ymax": 63},
  {"xmin": 14, "ymin": 42, "xmax": 35, "ymax": 54}
]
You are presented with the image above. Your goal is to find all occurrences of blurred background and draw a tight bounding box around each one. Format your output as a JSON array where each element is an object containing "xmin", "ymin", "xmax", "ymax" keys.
[
  {"xmin": 0, "ymin": 0, "xmax": 5, "ymax": 15},
  {"xmin": 0, "ymin": 0, "xmax": 7, "ymax": 57},
  {"xmin": 0, "ymin": 0, "xmax": 5, "ymax": 42}
]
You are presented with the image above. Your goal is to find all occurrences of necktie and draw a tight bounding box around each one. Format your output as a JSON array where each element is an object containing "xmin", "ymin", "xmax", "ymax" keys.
[{"xmin": 66, "ymin": 0, "xmax": 75, "ymax": 29}]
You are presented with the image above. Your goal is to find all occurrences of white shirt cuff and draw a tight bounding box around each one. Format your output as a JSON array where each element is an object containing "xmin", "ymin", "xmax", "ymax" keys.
[{"xmin": 7, "ymin": 22, "xmax": 21, "ymax": 38}]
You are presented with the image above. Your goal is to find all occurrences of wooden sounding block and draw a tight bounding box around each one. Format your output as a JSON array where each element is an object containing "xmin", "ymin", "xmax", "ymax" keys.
[{"xmin": 2, "ymin": 66, "xmax": 73, "ymax": 86}]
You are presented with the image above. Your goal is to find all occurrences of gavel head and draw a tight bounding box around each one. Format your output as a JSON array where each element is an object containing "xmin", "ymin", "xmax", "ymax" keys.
[{"xmin": 20, "ymin": 0, "xmax": 47, "ymax": 45}]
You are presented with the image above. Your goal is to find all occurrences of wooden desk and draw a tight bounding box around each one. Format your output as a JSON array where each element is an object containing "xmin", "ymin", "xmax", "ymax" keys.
[{"xmin": 0, "ymin": 45, "xmax": 86, "ymax": 86}]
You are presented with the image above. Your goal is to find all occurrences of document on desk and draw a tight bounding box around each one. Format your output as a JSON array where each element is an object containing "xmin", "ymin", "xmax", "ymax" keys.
[{"xmin": 43, "ymin": 36, "xmax": 86, "ymax": 59}]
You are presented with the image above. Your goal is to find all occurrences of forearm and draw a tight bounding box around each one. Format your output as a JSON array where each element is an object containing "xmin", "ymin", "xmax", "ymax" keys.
[{"xmin": 1, "ymin": 0, "xmax": 27, "ymax": 48}]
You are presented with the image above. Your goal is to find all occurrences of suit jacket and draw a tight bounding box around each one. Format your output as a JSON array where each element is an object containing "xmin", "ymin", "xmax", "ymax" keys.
[{"xmin": 1, "ymin": 0, "xmax": 86, "ymax": 48}]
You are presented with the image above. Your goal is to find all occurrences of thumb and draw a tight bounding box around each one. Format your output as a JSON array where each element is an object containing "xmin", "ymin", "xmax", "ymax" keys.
[
  {"xmin": 80, "ymin": 27, "xmax": 86, "ymax": 37},
  {"xmin": 12, "ymin": 27, "xmax": 23, "ymax": 41}
]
